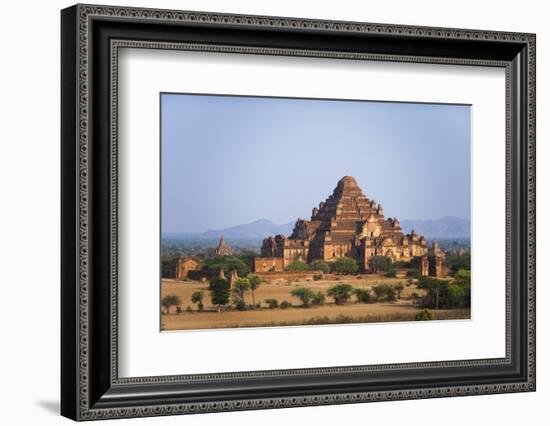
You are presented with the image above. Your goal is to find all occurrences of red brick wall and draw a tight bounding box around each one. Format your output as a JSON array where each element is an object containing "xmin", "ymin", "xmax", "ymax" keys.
[{"xmin": 253, "ymin": 257, "xmax": 284, "ymax": 272}]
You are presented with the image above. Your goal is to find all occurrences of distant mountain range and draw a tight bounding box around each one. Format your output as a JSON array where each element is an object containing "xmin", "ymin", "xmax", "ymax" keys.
[
  {"xmin": 400, "ymin": 216, "xmax": 470, "ymax": 239},
  {"xmin": 199, "ymin": 219, "xmax": 294, "ymax": 240},
  {"xmin": 166, "ymin": 216, "xmax": 470, "ymax": 242}
]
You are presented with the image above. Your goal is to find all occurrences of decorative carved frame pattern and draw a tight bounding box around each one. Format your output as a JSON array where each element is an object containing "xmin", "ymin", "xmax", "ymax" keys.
[
  {"xmin": 61, "ymin": 3, "xmax": 536, "ymax": 421},
  {"xmin": 109, "ymin": 40, "xmax": 512, "ymax": 382}
]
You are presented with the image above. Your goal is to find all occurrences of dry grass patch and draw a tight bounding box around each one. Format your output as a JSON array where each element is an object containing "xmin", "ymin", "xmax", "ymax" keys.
[{"xmin": 161, "ymin": 278, "xmax": 468, "ymax": 330}]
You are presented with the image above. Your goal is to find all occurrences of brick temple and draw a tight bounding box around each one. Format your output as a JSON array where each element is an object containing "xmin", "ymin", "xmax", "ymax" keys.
[
  {"xmin": 214, "ymin": 235, "xmax": 232, "ymax": 256},
  {"xmin": 254, "ymin": 176, "xmax": 445, "ymax": 277}
]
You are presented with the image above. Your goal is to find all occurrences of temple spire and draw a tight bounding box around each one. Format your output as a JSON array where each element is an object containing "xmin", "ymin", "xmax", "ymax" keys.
[{"xmin": 215, "ymin": 235, "xmax": 232, "ymax": 256}]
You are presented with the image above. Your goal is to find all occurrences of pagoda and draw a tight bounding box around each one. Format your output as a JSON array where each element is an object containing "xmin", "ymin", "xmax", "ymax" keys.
[
  {"xmin": 214, "ymin": 235, "xmax": 232, "ymax": 256},
  {"xmin": 256, "ymin": 176, "xmax": 431, "ymax": 272}
]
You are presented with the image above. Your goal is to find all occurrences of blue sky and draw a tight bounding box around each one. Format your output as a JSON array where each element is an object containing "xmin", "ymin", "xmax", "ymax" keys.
[{"xmin": 161, "ymin": 93, "xmax": 471, "ymax": 234}]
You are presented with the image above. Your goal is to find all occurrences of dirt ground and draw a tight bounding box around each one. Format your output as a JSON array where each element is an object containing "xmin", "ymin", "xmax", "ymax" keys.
[{"xmin": 160, "ymin": 276, "xmax": 470, "ymax": 330}]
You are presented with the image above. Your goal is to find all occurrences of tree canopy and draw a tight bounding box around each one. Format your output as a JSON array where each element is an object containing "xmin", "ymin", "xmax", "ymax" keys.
[
  {"xmin": 290, "ymin": 287, "xmax": 316, "ymax": 307},
  {"xmin": 353, "ymin": 288, "xmax": 371, "ymax": 303},
  {"xmin": 331, "ymin": 257, "xmax": 359, "ymax": 274},
  {"xmin": 327, "ymin": 283, "xmax": 354, "ymax": 304},
  {"xmin": 237, "ymin": 249, "xmax": 259, "ymax": 267},
  {"xmin": 232, "ymin": 277, "xmax": 250, "ymax": 300},
  {"xmin": 371, "ymin": 283, "xmax": 397, "ymax": 302},
  {"xmin": 286, "ymin": 260, "xmax": 310, "ymax": 271},
  {"xmin": 415, "ymin": 309, "xmax": 434, "ymax": 321},
  {"xmin": 247, "ymin": 273, "xmax": 262, "ymax": 289},
  {"xmin": 161, "ymin": 294, "xmax": 181, "ymax": 313},
  {"xmin": 310, "ymin": 259, "xmax": 330, "ymax": 273},
  {"xmin": 454, "ymin": 269, "xmax": 471, "ymax": 286},
  {"xmin": 208, "ymin": 277, "xmax": 230, "ymax": 308},
  {"xmin": 231, "ymin": 277, "xmax": 251, "ymax": 310},
  {"xmin": 368, "ymin": 256, "xmax": 393, "ymax": 273},
  {"xmin": 417, "ymin": 276, "xmax": 470, "ymax": 309},
  {"xmin": 444, "ymin": 253, "xmax": 471, "ymax": 274},
  {"xmin": 202, "ymin": 256, "xmax": 250, "ymax": 277}
]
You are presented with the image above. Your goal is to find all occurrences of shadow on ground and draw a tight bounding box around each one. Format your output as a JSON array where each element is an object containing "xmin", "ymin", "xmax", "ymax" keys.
[{"xmin": 36, "ymin": 400, "xmax": 59, "ymax": 415}]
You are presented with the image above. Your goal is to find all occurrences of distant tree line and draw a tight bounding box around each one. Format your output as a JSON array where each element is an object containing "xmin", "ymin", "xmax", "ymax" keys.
[
  {"xmin": 286, "ymin": 256, "xmax": 359, "ymax": 274},
  {"xmin": 286, "ymin": 255, "xmax": 409, "ymax": 278}
]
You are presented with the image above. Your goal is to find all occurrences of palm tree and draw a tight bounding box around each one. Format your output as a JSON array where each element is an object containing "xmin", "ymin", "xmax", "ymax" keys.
[
  {"xmin": 232, "ymin": 277, "xmax": 251, "ymax": 307},
  {"xmin": 247, "ymin": 273, "xmax": 262, "ymax": 308}
]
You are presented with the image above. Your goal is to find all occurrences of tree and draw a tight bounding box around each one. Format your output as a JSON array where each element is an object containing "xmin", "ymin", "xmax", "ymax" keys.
[
  {"xmin": 290, "ymin": 287, "xmax": 316, "ymax": 307},
  {"xmin": 417, "ymin": 276, "xmax": 447, "ymax": 291},
  {"xmin": 417, "ymin": 276, "xmax": 470, "ymax": 309},
  {"xmin": 238, "ymin": 249, "xmax": 259, "ymax": 268},
  {"xmin": 247, "ymin": 273, "xmax": 262, "ymax": 308},
  {"xmin": 332, "ymin": 257, "xmax": 359, "ymax": 274},
  {"xmin": 368, "ymin": 256, "xmax": 392, "ymax": 273},
  {"xmin": 202, "ymin": 256, "xmax": 250, "ymax": 277},
  {"xmin": 209, "ymin": 276, "xmax": 229, "ymax": 291},
  {"xmin": 310, "ymin": 259, "xmax": 330, "ymax": 273},
  {"xmin": 384, "ymin": 268, "xmax": 397, "ymax": 278},
  {"xmin": 371, "ymin": 284, "xmax": 397, "ymax": 302},
  {"xmin": 327, "ymin": 283, "xmax": 354, "ymax": 304},
  {"xmin": 312, "ymin": 291, "xmax": 326, "ymax": 305},
  {"xmin": 279, "ymin": 300, "xmax": 291, "ymax": 309},
  {"xmin": 454, "ymin": 269, "xmax": 471, "ymax": 286},
  {"xmin": 264, "ymin": 298, "xmax": 279, "ymax": 309},
  {"xmin": 437, "ymin": 271, "xmax": 471, "ymax": 308},
  {"xmin": 286, "ymin": 260, "xmax": 310, "ymax": 271},
  {"xmin": 394, "ymin": 282, "xmax": 405, "ymax": 299},
  {"xmin": 447, "ymin": 284, "xmax": 465, "ymax": 308},
  {"xmin": 208, "ymin": 277, "xmax": 230, "ymax": 310},
  {"xmin": 444, "ymin": 253, "xmax": 471, "ymax": 274},
  {"xmin": 353, "ymin": 288, "xmax": 371, "ymax": 303},
  {"xmin": 232, "ymin": 277, "xmax": 251, "ymax": 310},
  {"xmin": 161, "ymin": 294, "xmax": 181, "ymax": 314},
  {"xmin": 406, "ymin": 268, "xmax": 421, "ymax": 279},
  {"xmin": 191, "ymin": 291, "xmax": 204, "ymax": 311},
  {"xmin": 415, "ymin": 309, "xmax": 434, "ymax": 321}
]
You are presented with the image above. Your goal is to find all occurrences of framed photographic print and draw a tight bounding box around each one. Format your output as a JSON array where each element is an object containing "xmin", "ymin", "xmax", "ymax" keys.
[
  {"xmin": 61, "ymin": 4, "xmax": 536, "ymax": 421},
  {"xmin": 159, "ymin": 94, "xmax": 473, "ymax": 331}
]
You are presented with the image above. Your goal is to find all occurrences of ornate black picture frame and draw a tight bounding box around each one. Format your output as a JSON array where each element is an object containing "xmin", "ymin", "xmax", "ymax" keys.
[{"xmin": 61, "ymin": 4, "xmax": 536, "ymax": 421}]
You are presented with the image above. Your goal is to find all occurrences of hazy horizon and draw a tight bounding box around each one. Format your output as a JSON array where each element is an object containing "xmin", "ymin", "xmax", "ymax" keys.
[
  {"xmin": 162, "ymin": 94, "xmax": 471, "ymax": 234},
  {"xmin": 162, "ymin": 215, "xmax": 471, "ymax": 237}
]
